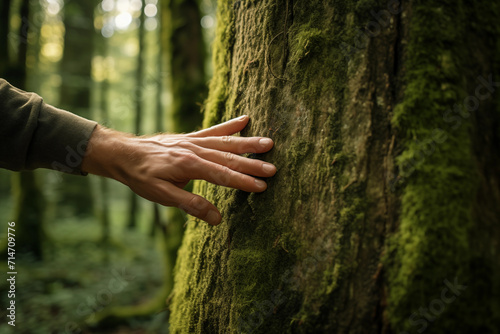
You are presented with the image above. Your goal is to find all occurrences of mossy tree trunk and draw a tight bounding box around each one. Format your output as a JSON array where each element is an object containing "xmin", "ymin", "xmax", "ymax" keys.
[{"xmin": 169, "ymin": 1, "xmax": 500, "ymax": 333}]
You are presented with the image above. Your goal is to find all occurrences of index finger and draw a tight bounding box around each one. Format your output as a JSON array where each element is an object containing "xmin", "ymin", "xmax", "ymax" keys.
[
  {"xmin": 187, "ymin": 115, "xmax": 249, "ymax": 138},
  {"xmin": 188, "ymin": 136, "xmax": 274, "ymax": 154}
]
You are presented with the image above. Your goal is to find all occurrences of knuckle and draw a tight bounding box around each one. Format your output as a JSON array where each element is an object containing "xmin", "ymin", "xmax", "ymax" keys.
[
  {"xmin": 177, "ymin": 150, "xmax": 197, "ymax": 164},
  {"xmin": 221, "ymin": 136, "xmax": 231, "ymax": 144},
  {"xmin": 210, "ymin": 165, "xmax": 232, "ymax": 186},
  {"xmin": 224, "ymin": 152, "xmax": 235, "ymax": 162},
  {"xmin": 218, "ymin": 164, "xmax": 232, "ymax": 175}
]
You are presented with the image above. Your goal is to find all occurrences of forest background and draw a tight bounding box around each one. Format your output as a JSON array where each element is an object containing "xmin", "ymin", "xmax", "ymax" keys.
[{"xmin": 0, "ymin": 0, "xmax": 215, "ymax": 333}]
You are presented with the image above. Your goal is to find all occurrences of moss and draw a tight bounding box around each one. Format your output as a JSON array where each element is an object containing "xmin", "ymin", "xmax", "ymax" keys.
[
  {"xmin": 288, "ymin": 26, "xmax": 323, "ymax": 64},
  {"xmin": 385, "ymin": 0, "xmax": 500, "ymax": 332},
  {"xmin": 202, "ymin": 1, "xmax": 235, "ymax": 128},
  {"xmin": 171, "ymin": 0, "xmax": 381, "ymax": 331},
  {"xmin": 171, "ymin": 0, "xmax": 500, "ymax": 332}
]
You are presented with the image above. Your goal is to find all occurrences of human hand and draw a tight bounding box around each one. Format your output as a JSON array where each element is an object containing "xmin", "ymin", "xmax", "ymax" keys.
[{"xmin": 81, "ymin": 115, "xmax": 276, "ymax": 225}]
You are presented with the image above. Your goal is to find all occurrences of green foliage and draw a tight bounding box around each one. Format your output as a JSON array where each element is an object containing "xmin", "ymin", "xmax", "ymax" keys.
[{"xmin": 0, "ymin": 217, "xmax": 167, "ymax": 334}]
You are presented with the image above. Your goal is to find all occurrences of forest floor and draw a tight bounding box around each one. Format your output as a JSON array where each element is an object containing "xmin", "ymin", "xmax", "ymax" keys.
[{"xmin": 0, "ymin": 214, "xmax": 169, "ymax": 334}]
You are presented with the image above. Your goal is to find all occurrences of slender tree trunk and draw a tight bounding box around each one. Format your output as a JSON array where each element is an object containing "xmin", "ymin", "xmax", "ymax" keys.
[
  {"xmin": 0, "ymin": 0, "xmax": 46, "ymax": 261},
  {"xmin": 160, "ymin": 0, "xmax": 207, "ymax": 328},
  {"xmin": 95, "ymin": 34, "xmax": 111, "ymax": 247},
  {"xmin": 163, "ymin": 0, "xmax": 206, "ymax": 133},
  {"xmin": 169, "ymin": 1, "xmax": 500, "ymax": 333},
  {"xmin": 11, "ymin": 171, "xmax": 45, "ymax": 260},
  {"xmin": 89, "ymin": 0, "xmax": 207, "ymax": 327},
  {"xmin": 57, "ymin": 0, "xmax": 97, "ymax": 217},
  {"xmin": 151, "ymin": 19, "xmax": 165, "ymax": 238},
  {"xmin": 0, "ymin": 0, "xmax": 11, "ymax": 78},
  {"xmin": 127, "ymin": 0, "xmax": 147, "ymax": 230}
]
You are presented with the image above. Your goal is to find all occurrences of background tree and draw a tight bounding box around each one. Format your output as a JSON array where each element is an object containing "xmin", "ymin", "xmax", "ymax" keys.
[
  {"xmin": 169, "ymin": 0, "xmax": 500, "ymax": 333},
  {"xmin": 126, "ymin": 0, "xmax": 146, "ymax": 230},
  {"xmin": 0, "ymin": 0, "xmax": 46, "ymax": 261},
  {"xmin": 93, "ymin": 12, "xmax": 112, "ymax": 248},
  {"xmin": 89, "ymin": 0, "xmax": 207, "ymax": 327},
  {"xmin": 56, "ymin": 0, "xmax": 98, "ymax": 217}
]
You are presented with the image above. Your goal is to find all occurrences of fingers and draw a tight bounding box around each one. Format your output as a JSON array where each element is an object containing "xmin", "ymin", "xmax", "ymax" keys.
[
  {"xmin": 191, "ymin": 146, "xmax": 277, "ymax": 178},
  {"xmin": 187, "ymin": 115, "xmax": 249, "ymax": 137},
  {"xmin": 188, "ymin": 136, "xmax": 274, "ymax": 154},
  {"xmin": 157, "ymin": 181, "xmax": 222, "ymax": 225},
  {"xmin": 186, "ymin": 158, "xmax": 269, "ymax": 193},
  {"xmin": 183, "ymin": 115, "xmax": 274, "ymax": 154}
]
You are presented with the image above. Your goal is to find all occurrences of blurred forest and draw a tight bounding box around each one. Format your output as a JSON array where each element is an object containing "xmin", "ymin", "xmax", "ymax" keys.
[{"xmin": 0, "ymin": 0, "xmax": 216, "ymax": 332}]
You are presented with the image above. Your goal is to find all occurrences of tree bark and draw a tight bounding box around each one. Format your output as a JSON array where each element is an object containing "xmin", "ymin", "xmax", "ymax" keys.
[{"xmin": 169, "ymin": 1, "xmax": 500, "ymax": 333}]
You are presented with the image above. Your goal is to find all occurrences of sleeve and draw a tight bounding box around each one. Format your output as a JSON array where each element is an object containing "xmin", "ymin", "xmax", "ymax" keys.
[{"xmin": 0, "ymin": 79, "xmax": 98, "ymax": 175}]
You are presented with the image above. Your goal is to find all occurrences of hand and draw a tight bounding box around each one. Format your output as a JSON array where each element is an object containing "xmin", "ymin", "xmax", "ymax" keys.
[{"xmin": 81, "ymin": 115, "xmax": 276, "ymax": 225}]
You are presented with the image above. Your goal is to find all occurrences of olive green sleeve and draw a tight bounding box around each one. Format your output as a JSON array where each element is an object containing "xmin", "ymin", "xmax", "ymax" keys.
[{"xmin": 0, "ymin": 79, "xmax": 98, "ymax": 175}]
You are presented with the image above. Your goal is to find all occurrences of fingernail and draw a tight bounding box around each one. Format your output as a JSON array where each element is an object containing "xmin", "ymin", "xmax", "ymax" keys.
[
  {"xmin": 255, "ymin": 179, "xmax": 267, "ymax": 189},
  {"xmin": 262, "ymin": 163, "xmax": 276, "ymax": 174},
  {"xmin": 207, "ymin": 210, "xmax": 220, "ymax": 225},
  {"xmin": 259, "ymin": 138, "xmax": 273, "ymax": 147},
  {"xmin": 237, "ymin": 115, "xmax": 247, "ymax": 120}
]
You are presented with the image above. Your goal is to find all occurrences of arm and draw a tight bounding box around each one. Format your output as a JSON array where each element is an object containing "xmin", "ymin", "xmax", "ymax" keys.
[
  {"xmin": 81, "ymin": 115, "xmax": 276, "ymax": 225},
  {"xmin": 0, "ymin": 79, "xmax": 97, "ymax": 174}
]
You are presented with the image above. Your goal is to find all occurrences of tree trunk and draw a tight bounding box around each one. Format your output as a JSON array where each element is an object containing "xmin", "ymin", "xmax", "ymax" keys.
[
  {"xmin": 163, "ymin": 0, "xmax": 207, "ymax": 133},
  {"xmin": 89, "ymin": 0, "xmax": 207, "ymax": 327},
  {"xmin": 0, "ymin": 0, "xmax": 46, "ymax": 261},
  {"xmin": 127, "ymin": 0, "xmax": 147, "ymax": 230},
  {"xmin": 93, "ymin": 33, "xmax": 111, "ymax": 248},
  {"xmin": 151, "ymin": 19, "xmax": 166, "ymax": 237},
  {"xmin": 161, "ymin": 0, "xmax": 207, "ymax": 299},
  {"xmin": 169, "ymin": 1, "xmax": 500, "ymax": 333},
  {"xmin": 0, "ymin": 0, "xmax": 11, "ymax": 78},
  {"xmin": 56, "ymin": 0, "xmax": 97, "ymax": 217}
]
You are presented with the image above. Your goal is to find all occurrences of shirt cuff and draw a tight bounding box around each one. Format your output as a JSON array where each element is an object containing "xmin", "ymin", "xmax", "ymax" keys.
[{"xmin": 25, "ymin": 102, "xmax": 98, "ymax": 175}]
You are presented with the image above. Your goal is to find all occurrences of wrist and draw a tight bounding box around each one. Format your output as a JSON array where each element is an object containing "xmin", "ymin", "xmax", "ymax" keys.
[{"xmin": 81, "ymin": 125, "xmax": 133, "ymax": 184}]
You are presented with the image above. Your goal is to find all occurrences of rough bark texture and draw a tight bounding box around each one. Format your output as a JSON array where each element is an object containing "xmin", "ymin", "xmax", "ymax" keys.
[{"xmin": 170, "ymin": 0, "xmax": 500, "ymax": 333}]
